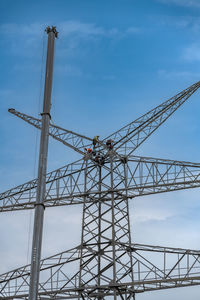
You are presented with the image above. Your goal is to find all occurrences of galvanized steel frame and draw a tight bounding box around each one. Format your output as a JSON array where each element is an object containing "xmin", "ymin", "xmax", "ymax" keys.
[{"xmin": 1, "ymin": 69, "xmax": 200, "ymax": 299}]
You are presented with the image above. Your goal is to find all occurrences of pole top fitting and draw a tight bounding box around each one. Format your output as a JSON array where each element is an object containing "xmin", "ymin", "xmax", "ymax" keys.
[{"xmin": 45, "ymin": 26, "xmax": 58, "ymax": 38}]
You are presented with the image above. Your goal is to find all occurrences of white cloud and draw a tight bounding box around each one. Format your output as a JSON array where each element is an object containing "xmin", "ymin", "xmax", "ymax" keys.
[
  {"xmin": 182, "ymin": 44, "xmax": 200, "ymax": 61},
  {"xmin": 0, "ymin": 21, "xmax": 140, "ymax": 60},
  {"xmin": 126, "ymin": 26, "xmax": 141, "ymax": 34},
  {"xmin": 59, "ymin": 22, "xmax": 140, "ymax": 38},
  {"xmin": 133, "ymin": 206, "xmax": 174, "ymax": 223},
  {"xmin": 130, "ymin": 190, "xmax": 200, "ymax": 250},
  {"xmin": 156, "ymin": 14, "xmax": 200, "ymax": 33},
  {"xmin": 158, "ymin": 69, "xmax": 200, "ymax": 79},
  {"xmin": 59, "ymin": 20, "xmax": 105, "ymax": 37},
  {"xmin": 130, "ymin": 194, "xmax": 182, "ymax": 225},
  {"xmin": 158, "ymin": 0, "xmax": 200, "ymax": 8},
  {"xmin": 0, "ymin": 23, "xmax": 44, "ymax": 36},
  {"xmin": 160, "ymin": 16, "xmax": 194, "ymax": 29},
  {"xmin": 0, "ymin": 21, "xmax": 140, "ymax": 40}
]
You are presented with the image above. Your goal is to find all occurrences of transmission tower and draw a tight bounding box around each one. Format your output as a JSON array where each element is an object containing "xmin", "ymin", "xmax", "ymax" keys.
[{"xmin": 1, "ymin": 27, "xmax": 200, "ymax": 300}]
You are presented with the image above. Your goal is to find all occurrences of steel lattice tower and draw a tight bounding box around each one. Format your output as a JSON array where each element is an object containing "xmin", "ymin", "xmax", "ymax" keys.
[{"xmin": 1, "ymin": 27, "xmax": 200, "ymax": 300}]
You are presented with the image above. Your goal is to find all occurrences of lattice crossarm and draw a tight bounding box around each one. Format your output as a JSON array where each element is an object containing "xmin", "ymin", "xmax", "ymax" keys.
[
  {"xmin": 8, "ymin": 108, "xmax": 94, "ymax": 155},
  {"xmin": 1, "ymin": 155, "xmax": 200, "ymax": 212},
  {"xmin": 103, "ymin": 81, "xmax": 200, "ymax": 156},
  {"xmin": 131, "ymin": 244, "xmax": 200, "ymax": 293},
  {"xmin": 1, "ymin": 243, "xmax": 200, "ymax": 299},
  {"xmin": 0, "ymin": 159, "xmax": 91, "ymax": 212},
  {"xmin": 125, "ymin": 155, "xmax": 200, "ymax": 198},
  {"xmin": 128, "ymin": 155, "xmax": 200, "ymax": 167},
  {"xmin": 0, "ymin": 159, "xmax": 122, "ymax": 212},
  {"xmin": 1, "ymin": 161, "xmax": 200, "ymax": 212},
  {"xmin": 8, "ymin": 109, "xmax": 125, "ymax": 171},
  {"xmin": 0, "ymin": 245, "xmax": 90, "ymax": 299}
]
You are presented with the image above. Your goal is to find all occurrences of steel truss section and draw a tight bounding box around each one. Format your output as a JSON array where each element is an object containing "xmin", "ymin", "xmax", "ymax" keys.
[
  {"xmin": 1, "ymin": 155, "xmax": 200, "ymax": 212},
  {"xmin": 1, "ymin": 243, "xmax": 200, "ymax": 299},
  {"xmin": 8, "ymin": 109, "xmax": 93, "ymax": 155},
  {"xmin": 1, "ymin": 80, "xmax": 200, "ymax": 300},
  {"xmin": 9, "ymin": 81, "xmax": 200, "ymax": 158},
  {"xmin": 104, "ymin": 80, "xmax": 200, "ymax": 156}
]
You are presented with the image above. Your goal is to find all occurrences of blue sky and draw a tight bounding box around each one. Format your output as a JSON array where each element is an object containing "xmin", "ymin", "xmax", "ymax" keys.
[{"xmin": 1, "ymin": 0, "xmax": 200, "ymax": 299}]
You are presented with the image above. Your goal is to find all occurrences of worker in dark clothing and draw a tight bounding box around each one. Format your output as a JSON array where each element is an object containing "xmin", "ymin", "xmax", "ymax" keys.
[
  {"xmin": 99, "ymin": 156, "xmax": 105, "ymax": 166},
  {"xmin": 92, "ymin": 150, "xmax": 96, "ymax": 156},
  {"xmin": 94, "ymin": 153, "xmax": 100, "ymax": 163},
  {"xmin": 94, "ymin": 153, "xmax": 105, "ymax": 166},
  {"xmin": 106, "ymin": 139, "xmax": 114, "ymax": 150},
  {"xmin": 93, "ymin": 136, "xmax": 99, "ymax": 148}
]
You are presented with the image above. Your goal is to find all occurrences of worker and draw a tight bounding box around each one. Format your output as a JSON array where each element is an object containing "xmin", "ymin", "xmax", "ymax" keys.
[
  {"xmin": 99, "ymin": 156, "xmax": 105, "ymax": 166},
  {"xmin": 106, "ymin": 139, "xmax": 114, "ymax": 150},
  {"xmin": 87, "ymin": 148, "xmax": 92, "ymax": 153},
  {"xmin": 93, "ymin": 135, "xmax": 99, "ymax": 148},
  {"xmin": 85, "ymin": 148, "xmax": 92, "ymax": 154},
  {"xmin": 92, "ymin": 150, "xmax": 96, "ymax": 156},
  {"xmin": 94, "ymin": 153, "xmax": 100, "ymax": 163}
]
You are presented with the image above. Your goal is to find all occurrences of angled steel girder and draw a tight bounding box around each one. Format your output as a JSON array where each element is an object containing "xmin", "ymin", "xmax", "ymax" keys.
[
  {"xmin": 8, "ymin": 80, "xmax": 200, "ymax": 158},
  {"xmin": 1, "ymin": 79, "xmax": 200, "ymax": 300}
]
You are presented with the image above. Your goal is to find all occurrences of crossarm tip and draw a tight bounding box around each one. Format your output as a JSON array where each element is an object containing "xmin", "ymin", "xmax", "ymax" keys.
[{"xmin": 8, "ymin": 108, "xmax": 16, "ymax": 114}]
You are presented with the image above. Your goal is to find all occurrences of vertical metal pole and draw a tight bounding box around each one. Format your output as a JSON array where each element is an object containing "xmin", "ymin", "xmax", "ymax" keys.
[{"xmin": 29, "ymin": 26, "xmax": 58, "ymax": 300}]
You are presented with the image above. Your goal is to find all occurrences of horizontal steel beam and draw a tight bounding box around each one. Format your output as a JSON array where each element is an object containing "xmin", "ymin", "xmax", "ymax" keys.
[
  {"xmin": 1, "ymin": 156, "xmax": 200, "ymax": 212},
  {"xmin": 1, "ymin": 242, "xmax": 200, "ymax": 299}
]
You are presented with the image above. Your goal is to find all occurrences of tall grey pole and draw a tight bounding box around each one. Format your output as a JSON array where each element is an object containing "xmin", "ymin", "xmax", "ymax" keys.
[{"xmin": 29, "ymin": 26, "xmax": 58, "ymax": 300}]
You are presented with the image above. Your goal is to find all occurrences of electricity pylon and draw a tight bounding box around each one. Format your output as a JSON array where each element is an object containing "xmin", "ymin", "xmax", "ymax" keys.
[{"xmin": 1, "ymin": 27, "xmax": 200, "ymax": 300}]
